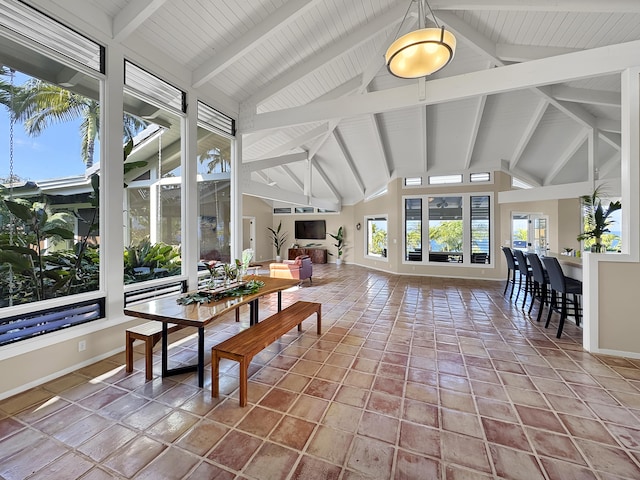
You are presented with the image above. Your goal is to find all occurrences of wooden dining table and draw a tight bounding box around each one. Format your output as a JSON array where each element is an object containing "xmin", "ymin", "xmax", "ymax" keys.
[{"xmin": 123, "ymin": 275, "xmax": 300, "ymax": 387}]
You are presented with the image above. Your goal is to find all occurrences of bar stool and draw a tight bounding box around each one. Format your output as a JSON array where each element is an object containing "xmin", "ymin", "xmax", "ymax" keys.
[
  {"xmin": 501, "ymin": 246, "xmax": 518, "ymax": 298},
  {"xmin": 541, "ymin": 256, "xmax": 583, "ymax": 338},
  {"xmin": 513, "ymin": 249, "xmax": 533, "ymax": 308},
  {"xmin": 525, "ymin": 252, "xmax": 550, "ymax": 322}
]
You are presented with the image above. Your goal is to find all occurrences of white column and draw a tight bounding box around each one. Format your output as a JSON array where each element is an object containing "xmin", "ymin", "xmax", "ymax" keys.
[
  {"xmin": 102, "ymin": 45, "xmax": 125, "ymax": 318},
  {"xmin": 231, "ymin": 135, "xmax": 243, "ymax": 262},
  {"xmin": 183, "ymin": 97, "xmax": 199, "ymax": 289}
]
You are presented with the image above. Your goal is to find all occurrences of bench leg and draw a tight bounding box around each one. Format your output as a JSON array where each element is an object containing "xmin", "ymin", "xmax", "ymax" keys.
[
  {"xmin": 125, "ymin": 331, "xmax": 134, "ymax": 373},
  {"xmin": 211, "ymin": 350, "xmax": 220, "ymax": 398},
  {"xmin": 144, "ymin": 337, "xmax": 154, "ymax": 381},
  {"xmin": 239, "ymin": 357, "xmax": 248, "ymax": 407}
]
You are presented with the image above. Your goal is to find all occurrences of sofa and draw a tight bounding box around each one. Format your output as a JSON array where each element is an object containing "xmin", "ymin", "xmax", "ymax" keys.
[{"xmin": 269, "ymin": 255, "xmax": 313, "ymax": 284}]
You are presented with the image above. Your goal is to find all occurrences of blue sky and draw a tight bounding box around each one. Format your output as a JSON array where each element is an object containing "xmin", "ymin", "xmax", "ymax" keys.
[{"xmin": 1, "ymin": 72, "xmax": 88, "ymax": 182}]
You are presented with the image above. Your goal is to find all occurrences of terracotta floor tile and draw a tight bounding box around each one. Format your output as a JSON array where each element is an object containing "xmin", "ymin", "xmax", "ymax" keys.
[
  {"xmin": 77, "ymin": 424, "xmax": 137, "ymax": 462},
  {"xmin": 207, "ymin": 429, "xmax": 262, "ymax": 471},
  {"xmin": 136, "ymin": 447, "xmax": 202, "ymax": 479},
  {"xmin": 559, "ymin": 413, "xmax": 619, "ymax": 445},
  {"xmin": 237, "ymin": 405, "xmax": 283, "ymax": 437},
  {"xmin": 539, "ymin": 456, "xmax": 598, "ymax": 480},
  {"xmin": 184, "ymin": 461, "xmax": 235, "ymax": 479},
  {"xmin": 576, "ymin": 439, "xmax": 640, "ymax": 478},
  {"xmin": 103, "ymin": 434, "xmax": 166, "ymax": 477},
  {"xmin": 482, "ymin": 417, "xmax": 532, "ymax": 451},
  {"xmin": 258, "ymin": 387, "xmax": 298, "ymax": 412},
  {"xmin": 244, "ymin": 442, "xmax": 299, "ymax": 480},
  {"xmin": 323, "ymin": 401, "xmax": 362, "ymax": 432},
  {"xmin": 147, "ymin": 409, "xmax": 199, "ymax": 443},
  {"xmin": 306, "ymin": 425, "xmax": 354, "ymax": 465},
  {"xmin": 304, "ymin": 378, "xmax": 339, "ymax": 400},
  {"xmin": 489, "ymin": 443, "xmax": 546, "ymax": 480},
  {"xmin": 440, "ymin": 389, "xmax": 476, "ymax": 413},
  {"xmin": 0, "ymin": 437, "xmax": 67, "ymax": 480},
  {"xmin": 442, "ymin": 408, "xmax": 483, "ymax": 438},
  {"xmin": 366, "ymin": 391, "xmax": 403, "ymax": 417},
  {"xmin": 515, "ymin": 404, "xmax": 566, "ymax": 433},
  {"xmin": 358, "ymin": 410, "xmax": 399, "ymax": 444},
  {"xmin": 291, "ymin": 455, "xmax": 341, "ymax": 480},
  {"xmin": 440, "ymin": 431, "xmax": 491, "ymax": 473},
  {"xmin": 288, "ymin": 394, "xmax": 329, "ymax": 422},
  {"xmin": 402, "ymin": 398, "xmax": 439, "ymax": 428},
  {"xmin": 176, "ymin": 418, "xmax": 228, "ymax": 456},
  {"xmin": 269, "ymin": 415, "xmax": 315, "ymax": 449},
  {"xmin": 399, "ymin": 421, "xmax": 440, "ymax": 458},
  {"xmin": 27, "ymin": 451, "xmax": 93, "ymax": 480},
  {"xmin": 346, "ymin": 435, "xmax": 394, "ymax": 478}
]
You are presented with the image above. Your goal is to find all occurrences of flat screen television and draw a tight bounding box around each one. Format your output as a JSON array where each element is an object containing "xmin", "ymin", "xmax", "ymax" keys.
[{"xmin": 295, "ymin": 220, "xmax": 326, "ymax": 239}]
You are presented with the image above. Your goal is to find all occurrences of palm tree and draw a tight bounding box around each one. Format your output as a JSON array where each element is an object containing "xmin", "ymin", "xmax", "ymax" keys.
[{"xmin": 10, "ymin": 77, "xmax": 146, "ymax": 169}]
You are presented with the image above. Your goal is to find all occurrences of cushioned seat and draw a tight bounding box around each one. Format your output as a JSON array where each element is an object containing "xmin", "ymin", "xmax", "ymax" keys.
[{"xmin": 269, "ymin": 255, "xmax": 312, "ymax": 284}]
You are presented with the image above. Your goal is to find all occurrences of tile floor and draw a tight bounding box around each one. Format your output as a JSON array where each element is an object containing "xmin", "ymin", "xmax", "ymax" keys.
[{"xmin": 2, "ymin": 264, "xmax": 640, "ymax": 479}]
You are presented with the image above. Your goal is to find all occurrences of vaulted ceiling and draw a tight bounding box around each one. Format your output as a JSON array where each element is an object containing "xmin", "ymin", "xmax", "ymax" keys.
[{"xmin": 35, "ymin": 0, "xmax": 640, "ymax": 210}]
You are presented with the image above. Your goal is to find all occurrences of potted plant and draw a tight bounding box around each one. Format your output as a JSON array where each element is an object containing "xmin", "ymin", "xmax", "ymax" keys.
[
  {"xmin": 577, "ymin": 186, "xmax": 621, "ymax": 252},
  {"xmin": 329, "ymin": 226, "xmax": 345, "ymax": 265},
  {"xmin": 267, "ymin": 221, "xmax": 287, "ymax": 262}
]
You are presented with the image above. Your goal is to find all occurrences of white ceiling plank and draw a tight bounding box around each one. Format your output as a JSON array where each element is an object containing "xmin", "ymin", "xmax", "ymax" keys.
[
  {"xmin": 432, "ymin": 1, "xmax": 640, "ymax": 13},
  {"xmin": 243, "ymin": 152, "xmax": 308, "ymax": 172},
  {"xmin": 368, "ymin": 113, "xmax": 392, "ymax": 181},
  {"xmin": 510, "ymin": 99, "xmax": 548, "ymax": 170},
  {"xmin": 498, "ymin": 181, "xmax": 592, "ymax": 204},
  {"xmin": 260, "ymin": 124, "xmax": 329, "ymax": 159},
  {"xmin": 599, "ymin": 130, "xmax": 621, "ymax": 151},
  {"xmin": 464, "ymin": 94, "xmax": 487, "ymax": 170},
  {"xmin": 551, "ymin": 85, "xmax": 621, "ymax": 107},
  {"xmin": 281, "ymin": 164, "xmax": 304, "ymax": 192},
  {"xmin": 496, "ymin": 44, "xmax": 582, "ymax": 62},
  {"xmin": 333, "ymin": 130, "xmax": 365, "ymax": 195},
  {"xmin": 192, "ymin": 0, "xmax": 319, "ymax": 88},
  {"xmin": 597, "ymin": 117, "xmax": 622, "ymax": 133},
  {"xmin": 246, "ymin": 3, "xmax": 408, "ymax": 106},
  {"xmin": 243, "ymin": 38, "xmax": 640, "ymax": 133},
  {"xmin": 113, "ymin": 0, "xmax": 167, "ymax": 41},
  {"xmin": 599, "ymin": 152, "xmax": 621, "ymax": 178},
  {"xmin": 314, "ymin": 161, "xmax": 342, "ymax": 202},
  {"xmin": 543, "ymin": 130, "xmax": 588, "ymax": 185},
  {"xmin": 435, "ymin": 10, "xmax": 499, "ymax": 61}
]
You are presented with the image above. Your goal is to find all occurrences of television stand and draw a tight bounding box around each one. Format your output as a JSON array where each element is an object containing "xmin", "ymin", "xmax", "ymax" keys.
[{"xmin": 288, "ymin": 248, "xmax": 327, "ymax": 264}]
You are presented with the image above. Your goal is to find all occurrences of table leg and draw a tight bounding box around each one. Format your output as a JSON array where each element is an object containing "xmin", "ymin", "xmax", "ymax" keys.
[
  {"xmin": 198, "ymin": 327, "xmax": 204, "ymax": 387},
  {"xmin": 249, "ymin": 299, "xmax": 258, "ymax": 325},
  {"xmin": 278, "ymin": 291, "xmax": 282, "ymax": 311},
  {"xmin": 162, "ymin": 322, "xmax": 168, "ymax": 377}
]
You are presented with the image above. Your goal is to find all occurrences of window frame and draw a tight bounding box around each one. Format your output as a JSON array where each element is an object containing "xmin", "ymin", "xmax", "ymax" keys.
[
  {"xmin": 402, "ymin": 192, "xmax": 494, "ymax": 267},
  {"xmin": 364, "ymin": 215, "xmax": 389, "ymax": 261}
]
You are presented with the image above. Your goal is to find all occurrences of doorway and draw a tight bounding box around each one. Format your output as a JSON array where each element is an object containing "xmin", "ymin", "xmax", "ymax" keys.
[
  {"xmin": 511, "ymin": 213, "xmax": 549, "ymax": 253},
  {"xmin": 242, "ymin": 216, "xmax": 255, "ymax": 253}
]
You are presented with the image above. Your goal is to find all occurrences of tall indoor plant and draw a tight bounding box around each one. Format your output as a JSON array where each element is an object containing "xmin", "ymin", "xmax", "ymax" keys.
[
  {"xmin": 329, "ymin": 226, "xmax": 345, "ymax": 265},
  {"xmin": 577, "ymin": 186, "xmax": 621, "ymax": 252},
  {"xmin": 267, "ymin": 221, "xmax": 287, "ymax": 261}
]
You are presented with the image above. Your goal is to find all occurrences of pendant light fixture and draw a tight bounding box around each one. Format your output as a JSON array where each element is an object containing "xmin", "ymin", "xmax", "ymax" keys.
[{"xmin": 385, "ymin": 0, "xmax": 456, "ymax": 79}]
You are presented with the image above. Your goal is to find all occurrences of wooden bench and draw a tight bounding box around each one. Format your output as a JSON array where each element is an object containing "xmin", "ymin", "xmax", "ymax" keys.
[
  {"xmin": 212, "ymin": 301, "xmax": 321, "ymax": 406},
  {"xmin": 125, "ymin": 321, "xmax": 184, "ymax": 380}
]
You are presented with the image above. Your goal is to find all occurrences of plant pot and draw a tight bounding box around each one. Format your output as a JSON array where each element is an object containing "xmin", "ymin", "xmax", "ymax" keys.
[
  {"xmin": 336, "ymin": 258, "xmax": 342, "ymax": 266},
  {"xmin": 276, "ymin": 255, "xmax": 282, "ymax": 262}
]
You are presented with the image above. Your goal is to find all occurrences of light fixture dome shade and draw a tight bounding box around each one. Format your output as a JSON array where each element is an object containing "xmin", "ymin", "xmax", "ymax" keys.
[{"xmin": 385, "ymin": 27, "xmax": 456, "ymax": 78}]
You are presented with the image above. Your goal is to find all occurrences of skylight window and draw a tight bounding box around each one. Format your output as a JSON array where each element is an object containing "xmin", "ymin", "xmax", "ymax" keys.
[
  {"xmin": 470, "ymin": 172, "xmax": 490, "ymax": 183},
  {"xmin": 405, "ymin": 177, "xmax": 422, "ymax": 186}
]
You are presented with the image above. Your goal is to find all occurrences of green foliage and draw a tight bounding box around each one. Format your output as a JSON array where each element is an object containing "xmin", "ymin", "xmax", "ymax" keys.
[
  {"xmin": 0, "ymin": 198, "xmax": 81, "ymax": 304},
  {"xmin": 429, "ymin": 220, "xmax": 463, "ymax": 252},
  {"xmin": 329, "ymin": 226, "xmax": 345, "ymax": 257},
  {"xmin": 577, "ymin": 186, "xmax": 622, "ymax": 248},
  {"xmin": 513, "ymin": 228, "xmax": 528, "ymax": 241},
  {"xmin": 123, "ymin": 237, "xmax": 181, "ymax": 284},
  {"xmin": 369, "ymin": 224, "xmax": 387, "ymax": 256},
  {"xmin": 267, "ymin": 221, "xmax": 287, "ymax": 256}
]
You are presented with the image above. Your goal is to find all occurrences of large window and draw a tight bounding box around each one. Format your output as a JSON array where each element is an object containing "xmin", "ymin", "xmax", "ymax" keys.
[
  {"xmin": 0, "ymin": 0, "xmax": 105, "ymax": 342},
  {"xmin": 366, "ymin": 216, "xmax": 387, "ymax": 258},
  {"xmin": 403, "ymin": 194, "xmax": 493, "ymax": 266},
  {"xmin": 123, "ymin": 62, "xmax": 185, "ymax": 284},
  {"xmin": 197, "ymin": 101, "xmax": 234, "ymax": 264}
]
